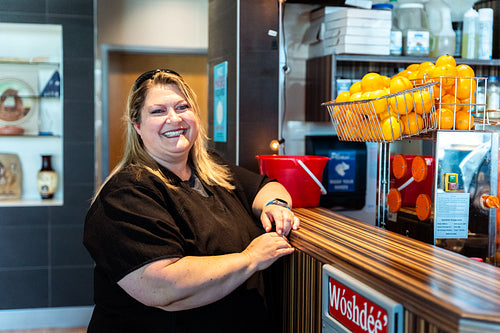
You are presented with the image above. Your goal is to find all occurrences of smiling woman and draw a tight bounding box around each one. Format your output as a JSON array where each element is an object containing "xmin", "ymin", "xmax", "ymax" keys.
[{"xmin": 83, "ymin": 69, "xmax": 299, "ymax": 332}]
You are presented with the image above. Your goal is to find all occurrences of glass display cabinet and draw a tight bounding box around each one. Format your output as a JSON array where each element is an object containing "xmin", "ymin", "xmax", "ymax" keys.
[{"xmin": 0, "ymin": 23, "xmax": 63, "ymax": 206}]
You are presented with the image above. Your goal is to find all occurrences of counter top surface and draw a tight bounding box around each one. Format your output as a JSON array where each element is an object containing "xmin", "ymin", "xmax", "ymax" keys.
[{"xmin": 290, "ymin": 207, "xmax": 500, "ymax": 328}]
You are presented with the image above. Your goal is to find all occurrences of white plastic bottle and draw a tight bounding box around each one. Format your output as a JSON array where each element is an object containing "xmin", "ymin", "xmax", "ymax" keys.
[
  {"xmin": 425, "ymin": 0, "xmax": 456, "ymax": 57},
  {"xmin": 390, "ymin": 26, "xmax": 403, "ymax": 56},
  {"xmin": 478, "ymin": 8, "xmax": 494, "ymax": 60},
  {"xmin": 389, "ymin": 2, "xmax": 403, "ymax": 56},
  {"xmin": 461, "ymin": 8, "xmax": 479, "ymax": 59}
]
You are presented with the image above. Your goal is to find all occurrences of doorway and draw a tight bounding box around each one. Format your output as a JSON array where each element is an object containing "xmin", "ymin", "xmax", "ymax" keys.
[{"xmin": 99, "ymin": 46, "xmax": 207, "ymax": 183}]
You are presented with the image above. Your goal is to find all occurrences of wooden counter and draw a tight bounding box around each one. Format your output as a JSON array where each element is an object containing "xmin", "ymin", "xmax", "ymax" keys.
[{"xmin": 281, "ymin": 207, "xmax": 500, "ymax": 333}]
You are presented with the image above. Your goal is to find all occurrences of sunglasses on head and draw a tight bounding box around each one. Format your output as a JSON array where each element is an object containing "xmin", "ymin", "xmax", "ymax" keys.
[{"xmin": 132, "ymin": 68, "xmax": 182, "ymax": 92}]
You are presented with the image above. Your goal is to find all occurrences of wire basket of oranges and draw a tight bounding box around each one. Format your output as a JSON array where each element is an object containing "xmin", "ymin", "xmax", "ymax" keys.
[
  {"xmin": 324, "ymin": 55, "xmax": 488, "ymax": 142},
  {"xmin": 323, "ymin": 79, "xmax": 438, "ymax": 143}
]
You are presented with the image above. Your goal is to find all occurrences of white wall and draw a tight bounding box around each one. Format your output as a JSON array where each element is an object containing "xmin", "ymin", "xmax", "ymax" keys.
[{"xmin": 97, "ymin": 0, "xmax": 208, "ymax": 54}]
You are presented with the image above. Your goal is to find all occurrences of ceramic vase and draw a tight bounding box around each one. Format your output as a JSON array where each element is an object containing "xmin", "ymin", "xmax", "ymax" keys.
[{"xmin": 37, "ymin": 155, "xmax": 57, "ymax": 199}]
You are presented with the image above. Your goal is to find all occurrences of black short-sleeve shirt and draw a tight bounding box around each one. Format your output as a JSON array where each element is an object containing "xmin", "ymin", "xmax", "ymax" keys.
[{"xmin": 83, "ymin": 157, "xmax": 275, "ymax": 332}]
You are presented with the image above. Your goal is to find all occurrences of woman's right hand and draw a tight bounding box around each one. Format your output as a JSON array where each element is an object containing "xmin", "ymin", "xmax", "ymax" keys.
[{"xmin": 242, "ymin": 232, "xmax": 294, "ymax": 272}]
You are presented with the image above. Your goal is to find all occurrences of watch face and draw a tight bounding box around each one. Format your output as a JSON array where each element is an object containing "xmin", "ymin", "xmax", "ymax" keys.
[
  {"xmin": 274, "ymin": 198, "xmax": 289, "ymax": 205},
  {"xmin": 269, "ymin": 199, "xmax": 291, "ymax": 210}
]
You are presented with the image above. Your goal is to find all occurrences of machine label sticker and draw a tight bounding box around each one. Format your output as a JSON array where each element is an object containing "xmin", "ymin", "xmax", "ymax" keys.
[
  {"xmin": 435, "ymin": 191, "xmax": 469, "ymax": 239},
  {"xmin": 328, "ymin": 150, "xmax": 356, "ymax": 192},
  {"xmin": 213, "ymin": 61, "xmax": 227, "ymax": 142}
]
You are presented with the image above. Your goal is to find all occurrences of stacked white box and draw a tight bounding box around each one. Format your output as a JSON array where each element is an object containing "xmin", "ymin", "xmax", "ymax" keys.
[{"xmin": 318, "ymin": 7, "xmax": 392, "ymax": 55}]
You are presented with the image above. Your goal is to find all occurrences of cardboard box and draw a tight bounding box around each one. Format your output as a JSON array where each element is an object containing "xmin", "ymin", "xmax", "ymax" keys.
[
  {"xmin": 325, "ymin": 17, "xmax": 391, "ymax": 30},
  {"xmin": 324, "ymin": 34, "xmax": 390, "ymax": 47},
  {"xmin": 325, "ymin": 25, "xmax": 391, "ymax": 39},
  {"xmin": 324, "ymin": 7, "xmax": 391, "ymax": 22},
  {"xmin": 325, "ymin": 43, "xmax": 390, "ymax": 55}
]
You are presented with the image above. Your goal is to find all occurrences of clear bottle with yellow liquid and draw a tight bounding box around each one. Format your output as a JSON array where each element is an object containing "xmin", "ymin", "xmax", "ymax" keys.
[{"xmin": 425, "ymin": 0, "xmax": 456, "ymax": 57}]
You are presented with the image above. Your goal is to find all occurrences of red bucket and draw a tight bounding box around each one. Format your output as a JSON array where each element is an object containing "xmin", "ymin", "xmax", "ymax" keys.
[{"xmin": 256, "ymin": 155, "xmax": 330, "ymax": 208}]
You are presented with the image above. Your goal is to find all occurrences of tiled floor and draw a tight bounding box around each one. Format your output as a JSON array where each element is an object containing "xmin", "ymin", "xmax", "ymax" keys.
[{"xmin": 0, "ymin": 328, "xmax": 86, "ymax": 333}]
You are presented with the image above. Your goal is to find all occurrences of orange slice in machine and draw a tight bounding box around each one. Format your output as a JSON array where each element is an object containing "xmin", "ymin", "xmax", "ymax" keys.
[
  {"xmin": 415, "ymin": 194, "xmax": 432, "ymax": 221},
  {"xmin": 411, "ymin": 155, "xmax": 428, "ymax": 183},
  {"xmin": 388, "ymin": 188, "xmax": 402, "ymax": 213},
  {"xmin": 392, "ymin": 154, "xmax": 407, "ymax": 180},
  {"xmin": 482, "ymin": 195, "xmax": 500, "ymax": 209}
]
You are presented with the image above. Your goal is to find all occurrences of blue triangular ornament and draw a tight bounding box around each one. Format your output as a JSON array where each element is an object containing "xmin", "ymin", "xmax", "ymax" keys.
[{"xmin": 40, "ymin": 71, "xmax": 60, "ymax": 97}]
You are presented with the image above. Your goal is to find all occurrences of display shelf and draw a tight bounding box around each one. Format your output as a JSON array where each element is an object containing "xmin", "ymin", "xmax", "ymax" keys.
[
  {"xmin": 0, "ymin": 59, "xmax": 60, "ymax": 67},
  {"xmin": 0, "ymin": 198, "xmax": 63, "ymax": 207},
  {"xmin": 333, "ymin": 54, "xmax": 500, "ymax": 67},
  {"xmin": 0, "ymin": 22, "xmax": 63, "ymax": 207},
  {"xmin": 0, "ymin": 134, "xmax": 62, "ymax": 138}
]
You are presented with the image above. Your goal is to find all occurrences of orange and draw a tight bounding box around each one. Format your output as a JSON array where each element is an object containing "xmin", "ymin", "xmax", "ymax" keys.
[
  {"xmin": 390, "ymin": 76, "xmax": 413, "ymax": 94},
  {"xmin": 438, "ymin": 108, "xmax": 455, "ymax": 129},
  {"xmin": 456, "ymin": 77, "xmax": 477, "ymax": 100},
  {"xmin": 349, "ymin": 80, "xmax": 362, "ymax": 94},
  {"xmin": 461, "ymin": 94, "xmax": 476, "ymax": 112},
  {"xmin": 380, "ymin": 75, "xmax": 391, "ymax": 88},
  {"xmin": 435, "ymin": 54, "xmax": 457, "ymax": 68},
  {"xmin": 370, "ymin": 89, "xmax": 389, "ymax": 115},
  {"xmin": 440, "ymin": 94, "xmax": 459, "ymax": 111},
  {"xmin": 357, "ymin": 119, "xmax": 369, "ymax": 140},
  {"xmin": 455, "ymin": 111, "xmax": 474, "ymax": 130},
  {"xmin": 456, "ymin": 64, "xmax": 475, "ymax": 78},
  {"xmin": 359, "ymin": 91, "xmax": 375, "ymax": 115},
  {"xmin": 419, "ymin": 61, "xmax": 435, "ymax": 70},
  {"xmin": 408, "ymin": 70, "xmax": 420, "ymax": 81},
  {"xmin": 401, "ymin": 111, "xmax": 424, "ymax": 135},
  {"xmin": 407, "ymin": 63, "xmax": 420, "ymax": 71},
  {"xmin": 389, "ymin": 93, "xmax": 414, "ymax": 115},
  {"xmin": 361, "ymin": 90, "xmax": 374, "ymax": 99},
  {"xmin": 336, "ymin": 122, "xmax": 348, "ymax": 139},
  {"xmin": 360, "ymin": 118, "xmax": 379, "ymax": 140},
  {"xmin": 381, "ymin": 115, "xmax": 402, "ymax": 141},
  {"xmin": 371, "ymin": 121, "xmax": 384, "ymax": 140},
  {"xmin": 378, "ymin": 109, "xmax": 398, "ymax": 121},
  {"xmin": 396, "ymin": 69, "xmax": 411, "ymax": 79},
  {"xmin": 431, "ymin": 64, "xmax": 458, "ymax": 87},
  {"xmin": 416, "ymin": 64, "xmax": 436, "ymax": 82},
  {"xmin": 349, "ymin": 91, "xmax": 363, "ymax": 102},
  {"xmin": 335, "ymin": 91, "xmax": 351, "ymax": 103},
  {"xmin": 361, "ymin": 72, "xmax": 383, "ymax": 92},
  {"xmin": 432, "ymin": 84, "xmax": 444, "ymax": 99},
  {"xmin": 332, "ymin": 104, "xmax": 353, "ymax": 123},
  {"xmin": 414, "ymin": 90, "xmax": 433, "ymax": 114}
]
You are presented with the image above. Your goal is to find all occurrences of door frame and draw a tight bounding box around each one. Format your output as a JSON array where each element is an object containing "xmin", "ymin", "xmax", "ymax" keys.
[{"xmin": 98, "ymin": 44, "xmax": 207, "ymax": 184}]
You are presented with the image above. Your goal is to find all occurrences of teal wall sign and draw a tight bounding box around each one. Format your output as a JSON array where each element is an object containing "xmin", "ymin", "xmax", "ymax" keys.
[{"xmin": 213, "ymin": 61, "xmax": 228, "ymax": 142}]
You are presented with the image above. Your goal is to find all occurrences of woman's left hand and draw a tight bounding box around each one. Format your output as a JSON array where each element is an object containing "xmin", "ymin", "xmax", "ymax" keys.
[{"xmin": 261, "ymin": 204, "xmax": 300, "ymax": 236}]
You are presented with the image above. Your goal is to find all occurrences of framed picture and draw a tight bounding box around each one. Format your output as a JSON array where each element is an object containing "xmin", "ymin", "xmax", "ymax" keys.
[{"xmin": 0, "ymin": 153, "xmax": 22, "ymax": 200}]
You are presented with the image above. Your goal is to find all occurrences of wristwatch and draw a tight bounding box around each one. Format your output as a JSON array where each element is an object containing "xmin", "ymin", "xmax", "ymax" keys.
[{"xmin": 266, "ymin": 198, "xmax": 291, "ymax": 210}]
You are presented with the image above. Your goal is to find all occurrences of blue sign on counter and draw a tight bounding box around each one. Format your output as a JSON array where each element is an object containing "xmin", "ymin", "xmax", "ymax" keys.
[{"xmin": 328, "ymin": 150, "xmax": 356, "ymax": 192}]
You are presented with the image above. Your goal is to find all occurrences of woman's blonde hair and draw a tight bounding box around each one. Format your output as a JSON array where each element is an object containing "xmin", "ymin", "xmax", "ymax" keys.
[{"xmin": 93, "ymin": 70, "xmax": 234, "ymax": 201}]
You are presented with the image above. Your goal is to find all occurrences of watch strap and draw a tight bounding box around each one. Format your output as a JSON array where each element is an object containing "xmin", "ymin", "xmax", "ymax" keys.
[{"xmin": 265, "ymin": 198, "xmax": 291, "ymax": 210}]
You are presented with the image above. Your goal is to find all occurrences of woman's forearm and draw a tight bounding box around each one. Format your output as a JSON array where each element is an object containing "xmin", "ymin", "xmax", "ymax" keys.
[
  {"xmin": 117, "ymin": 232, "xmax": 293, "ymax": 311},
  {"xmin": 149, "ymin": 253, "xmax": 256, "ymax": 311}
]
